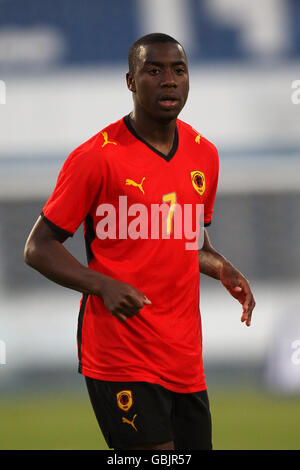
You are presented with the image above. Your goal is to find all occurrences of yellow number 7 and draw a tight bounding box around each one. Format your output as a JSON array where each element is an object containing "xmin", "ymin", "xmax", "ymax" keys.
[{"xmin": 162, "ymin": 192, "xmax": 177, "ymax": 234}]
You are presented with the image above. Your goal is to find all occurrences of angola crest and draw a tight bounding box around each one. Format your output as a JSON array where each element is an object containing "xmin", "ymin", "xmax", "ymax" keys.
[
  {"xmin": 116, "ymin": 390, "xmax": 133, "ymax": 412},
  {"xmin": 191, "ymin": 170, "xmax": 206, "ymax": 196}
]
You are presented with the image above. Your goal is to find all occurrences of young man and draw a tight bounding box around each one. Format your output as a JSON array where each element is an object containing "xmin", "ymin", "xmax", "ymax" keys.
[{"xmin": 24, "ymin": 33, "xmax": 255, "ymax": 450}]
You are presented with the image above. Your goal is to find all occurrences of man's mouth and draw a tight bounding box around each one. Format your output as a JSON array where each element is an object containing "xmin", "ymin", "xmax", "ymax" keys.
[{"xmin": 158, "ymin": 95, "xmax": 179, "ymax": 110}]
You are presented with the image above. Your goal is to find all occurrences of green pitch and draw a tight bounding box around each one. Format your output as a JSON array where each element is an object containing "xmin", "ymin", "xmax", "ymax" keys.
[{"xmin": 0, "ymin": 387, "xmax": 300, "ymax": 450}]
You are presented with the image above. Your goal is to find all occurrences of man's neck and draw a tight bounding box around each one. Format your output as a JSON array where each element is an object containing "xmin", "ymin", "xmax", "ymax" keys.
[{"xmin": 129, "ymin": 109, "xmax": 177, "ymax": 156}]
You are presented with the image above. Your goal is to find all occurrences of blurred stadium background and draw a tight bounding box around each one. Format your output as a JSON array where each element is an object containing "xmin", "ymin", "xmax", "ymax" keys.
[{"xmin": 0, "ymin": 0, "xmax": 300, "ymax": 450}]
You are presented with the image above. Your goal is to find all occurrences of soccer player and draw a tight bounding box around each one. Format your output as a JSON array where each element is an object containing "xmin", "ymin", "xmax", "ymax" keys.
[{"xmin": 24, "ymin": 33, "xmax": 255, "ymax": 450}]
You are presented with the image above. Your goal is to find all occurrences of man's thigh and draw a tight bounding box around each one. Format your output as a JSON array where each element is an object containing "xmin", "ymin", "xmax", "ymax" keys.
[
  {"xmin": 85, "ymin": 377, "xmax": 174, "ymax": 449},
  {"xmin": 172, "ymin": 389, "xmax": 212, "ymax": 450}
]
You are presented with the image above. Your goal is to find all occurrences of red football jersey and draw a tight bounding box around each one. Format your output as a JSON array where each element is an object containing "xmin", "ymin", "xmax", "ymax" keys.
[{"xmin": 42, "ymin": 116, "xmax": 219, "ymax": 393}]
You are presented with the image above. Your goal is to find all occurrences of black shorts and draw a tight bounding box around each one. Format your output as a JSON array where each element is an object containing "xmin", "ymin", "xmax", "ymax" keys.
[{"xmin": 85, "ymin": 377, "xmax": 212, "ymax": 450}]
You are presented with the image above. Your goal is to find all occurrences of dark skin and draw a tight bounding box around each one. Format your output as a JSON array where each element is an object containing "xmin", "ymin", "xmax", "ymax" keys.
[
  {"xmin": 126, "ymin": 42, "xmax": 189, "ymax": 155},
  {"xmin": 24, "ymin": 41, "xmax": 255, "ymax": 451}
]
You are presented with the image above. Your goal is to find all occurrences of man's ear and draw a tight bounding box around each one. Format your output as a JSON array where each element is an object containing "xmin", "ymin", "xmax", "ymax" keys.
[{"xmin": 126, "ymin": 72, "xmax": 136, "ymax": 93}]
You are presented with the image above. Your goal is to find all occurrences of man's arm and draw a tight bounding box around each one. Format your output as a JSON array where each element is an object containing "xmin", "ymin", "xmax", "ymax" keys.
[
  {"xmin": 198, "ymin": 228, "xmax": 255, "ymax": 326},
  {"xmin": 24, "ymin": 216, "xmax": 151, "ymax": 322}
]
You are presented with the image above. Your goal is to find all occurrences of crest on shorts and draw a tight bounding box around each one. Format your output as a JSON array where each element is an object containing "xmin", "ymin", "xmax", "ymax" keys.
[
  {"xmin": 116, "ymin": 390, "xmax": 133, "ymax": 412},
  {"xmin": 191, "ymin": 170, "xmax": 206, "ymax": 196}
]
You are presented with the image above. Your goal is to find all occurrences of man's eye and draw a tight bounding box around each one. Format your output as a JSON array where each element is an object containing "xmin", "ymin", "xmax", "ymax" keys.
[
  {"xmin": 176, "ymin": 68, "xmax": 185, "ymax": 74},
  {"xmin": 149, "ymin": 68, "xmax": 160, "ymax": 75}
]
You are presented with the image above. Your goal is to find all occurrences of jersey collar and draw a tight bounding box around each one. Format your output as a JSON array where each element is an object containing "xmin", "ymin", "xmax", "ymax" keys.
[{"xmin": 123, "ymin": 114, "xmax": 179, "ymax": 162}]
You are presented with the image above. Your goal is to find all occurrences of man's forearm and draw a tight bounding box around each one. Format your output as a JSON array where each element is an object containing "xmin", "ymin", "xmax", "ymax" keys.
[
  {"xmin": 198, "ymin": 228, "xmax": 231, "ymax": 280},
  {"xmin": 24, "ymin": 238, "xmax": 108, "ymax": 297},
  {"xmin": 198, "ymin": 247, "xmax": 230, "ymax": 280},
  {"xmin": 24, "ymin": 217, "xmax": 151, "ymax": 323},
  {"xmin": 198, "ymin": 229, "xmax": 255, "ymax": 325}
]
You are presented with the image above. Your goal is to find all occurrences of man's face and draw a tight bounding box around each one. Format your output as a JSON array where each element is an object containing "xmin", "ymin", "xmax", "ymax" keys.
[{"xmin": 127, "ymin": 42, "xmax": 189, "ymax": 122}]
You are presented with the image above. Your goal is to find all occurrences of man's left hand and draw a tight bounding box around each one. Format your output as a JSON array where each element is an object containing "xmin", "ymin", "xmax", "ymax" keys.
[{"xmin": 220, "ymin": 262, "xmax": 256, "ymax": 327}]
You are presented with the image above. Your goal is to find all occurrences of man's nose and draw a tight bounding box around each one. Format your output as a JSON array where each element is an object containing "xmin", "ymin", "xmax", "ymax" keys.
[{"xmin": 160, "ymin": 70, "xmax": 177, "ymax": 87}]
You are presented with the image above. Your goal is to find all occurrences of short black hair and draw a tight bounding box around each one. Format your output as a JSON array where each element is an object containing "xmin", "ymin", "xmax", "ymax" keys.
[{"xmin": 128, "ymin": 33, "xmax": 184, "ymax": 73}]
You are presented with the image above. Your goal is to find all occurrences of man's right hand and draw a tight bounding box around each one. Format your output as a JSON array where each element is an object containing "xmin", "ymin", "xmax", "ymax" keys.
[
  {"xmin": 99, "ymin": 277, "xmax": 152, "ymax": 322},
  {"xmin": 24, "ymin": 216, "xmax": 151, "ymax": 323}
]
